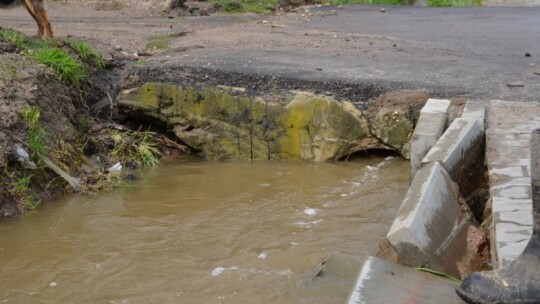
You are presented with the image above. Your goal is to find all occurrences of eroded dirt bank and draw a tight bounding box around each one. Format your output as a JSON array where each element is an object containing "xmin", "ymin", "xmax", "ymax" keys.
[{"xmin": 0, "ymin": 31, "xmax": 190, "ymax": 217}]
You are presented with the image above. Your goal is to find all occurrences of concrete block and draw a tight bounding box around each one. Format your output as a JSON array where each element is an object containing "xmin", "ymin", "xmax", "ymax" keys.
[
  {"xmin": 462, "ymin": 100, "xmax": 486, "ymax": 132},
  {"xmin": 387, "ymin": 162, "xmax": 469, "ymax": 275},
  {"xmin": 489, "ymin": 166, "xmax": 530, "ymax": 180},
  {"xmin": 485, "ymin": 101, "xmax": 540, "ymax": 269},
  {"xmin": 491, "ymin": 197, "xmax": 532, "ymax": 213},
  {"xmin": 495, "ymin": 210, "xmax": 534, "ymax": 226},
  {"xmin": 410, "ymin": 98, "xmax": 451, "ymax": 180},
  {"xmin": 422, "ymin": 117, "xmax": 483, "ymax": 181},
  {"xmin": 346, "ymin": 256, "xmax": 463, "ymax": 304},
  {"xmin": 494, "ymin": 222, "xmax": 532, "ymax": 268},
  {"xmin": 491, "ymin": 182, "xmax": 531, "ymax": 200}
]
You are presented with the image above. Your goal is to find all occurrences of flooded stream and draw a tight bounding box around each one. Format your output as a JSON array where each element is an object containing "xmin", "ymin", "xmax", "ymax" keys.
[{"xmin": 0, "ymin": 156, "xmax": 409, "ymax": 303}]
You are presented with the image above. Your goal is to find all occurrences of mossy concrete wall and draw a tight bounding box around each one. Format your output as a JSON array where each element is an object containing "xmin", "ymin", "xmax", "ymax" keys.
[{"xmin": 117, "ymin": 83, "xmax": 419, "ymax": 161}]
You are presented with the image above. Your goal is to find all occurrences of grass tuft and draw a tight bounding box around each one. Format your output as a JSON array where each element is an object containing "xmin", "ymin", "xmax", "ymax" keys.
[
  {"xmin": 110, "ymin": 130, "xmax": 160, "ymax": 168},
  {"xmin": 7, "ymin": 171, "xmax": 41, "ymax": 211},
  {"xmin": 428, "ymin": 0, "xmax": 481, "ymax": 6},
  {"xmin": 137, "ymin": 132, "xmax": 160, "ymax": 167},
  {"xmin": 32, "ymin": 48, "xmax": 87, "ymax": 84},
  {"xmin": 65, "ymin": 38, "xmax": 105, "ymax": 70},
  {"xmin": 0, "ymin": 28, "xmax": 29, "ymax": 49},
  {"xmin": 329, "ymin": 0, "xmax": 406, "ymax": 4},
  {"xmin": 0, "ymin": 28, "xmax": 95, "ymax": 84},
  {"xmin": 22, "ymin": 106, "xmax": 47, "ymax": 166}
]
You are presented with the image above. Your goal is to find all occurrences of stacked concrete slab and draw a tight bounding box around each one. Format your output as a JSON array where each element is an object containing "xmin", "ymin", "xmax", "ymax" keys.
[
  {"xmin": 485, "ymin": 100, "xmax": 540, "ymax": 268},
  {"xmin": 346, "ymin": 99, "xmax": 487, "ymax": 304},
  {"xmin": 410, "ymin": 99, "xmax": 451, "ymax": 180},
  {"xmin": 387, "ymin": 100, "xmax": 485, "ymax": 275}
]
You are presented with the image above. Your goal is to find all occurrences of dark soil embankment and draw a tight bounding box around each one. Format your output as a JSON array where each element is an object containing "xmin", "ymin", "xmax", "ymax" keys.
[{"xmin": 0, "ymin": 30, "xmax": 187, "ymax": 218}]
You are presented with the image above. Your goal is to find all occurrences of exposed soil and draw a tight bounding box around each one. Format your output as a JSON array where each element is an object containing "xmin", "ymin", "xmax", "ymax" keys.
[{"xmin": 0, "ymin": 32, "xmax": 187, "ymax": 217}]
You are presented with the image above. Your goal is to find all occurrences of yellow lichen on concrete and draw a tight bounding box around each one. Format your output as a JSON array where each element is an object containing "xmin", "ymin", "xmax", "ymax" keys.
[
  {"xmin": 372, "ymin": 109, "xmax": 414, "ymax": 154},
  {"xmin": 117, "ymin": 83, "xmax": 417, "ymax": 161},
  {"xmin": 279, "ymin": 94, "xmax": 369, "ymax": 161}
]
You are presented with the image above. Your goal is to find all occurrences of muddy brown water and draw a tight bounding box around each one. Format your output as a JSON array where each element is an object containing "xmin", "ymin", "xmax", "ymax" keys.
[{"xmin": 0, "ymin": 156, "xmax": 409, "ymax": 304}]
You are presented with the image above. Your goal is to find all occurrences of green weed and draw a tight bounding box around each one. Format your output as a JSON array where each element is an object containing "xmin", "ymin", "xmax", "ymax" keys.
[
  {"xmin": 134, "ymin": 59, "xmax": 146, "ymax": 66},
  {"xmin": 32, "ymin": 48, "xmax": 87, "ymax": 84},
  {"xmin": 8, "ymin": 173, "xmax": 41, "ymax": 211},
  {"xmin": 137, "ymin": 133, "xmax": 160, "ymax": 167},
  {"xmin": 0, "ymin": 28, "xmax": 29, "ymax": 49},
  {"xmin": 109, "ymin": 130, "xmax": 160, "ymax": 168},
  {"xmin": 146, "ymin": 35, "xmax": 172, "ymax": 50},
  {"xmin": 0, "ymin": 28, "xmax": 54, "ymax": 50},
  {"xmin": 65, "ymin": 38, "xmax": 105, "ymax": 70},
  {"xmin": 428, "ymin": 0, "xmax": 480, "ymax": 6},
  {"xmin": 77, "ymin": 116, "xmax": 90, "ymax": 130},
  {"xmin": 13, "ymin": 174, "xmax": 33, "ymax": 194},
  {"xmin": 22, "ymin": 106, "xmax": 47, "ymax": 166},
  {"xmin": 415, "ymin": 267, "xmax": 462, "ymax": 282},
  {"xmin": 329, "ymin": 0, "xmax": 406, "ymax": 4},
  {"xmin": 210, "ymin": 0, "xmax": 276, "ymax": 13},
  {"xmin": 0, "ymin": 28, "xmax": 93, "ymax": 83},
  {"xmin": 112, "ymin": 0, "xmax": 123, "ymax": 10}
]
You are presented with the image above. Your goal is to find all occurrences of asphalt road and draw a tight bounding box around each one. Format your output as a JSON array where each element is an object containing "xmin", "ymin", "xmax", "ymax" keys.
[
  {"xmin": 156, "ymin": 6, "xmax": 540, "ymax": 101},
  {"xmin": 2, "ymin": 5, "xmax": 540, "ymax": 100}
]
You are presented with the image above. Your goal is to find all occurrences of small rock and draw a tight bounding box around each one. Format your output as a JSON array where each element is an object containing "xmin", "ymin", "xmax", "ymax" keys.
[
  {"xmin": 534, "ymin": 71, "xmax": 540, "ymax": 76},
  {"xmin": 506, "ymin": 81, "xmax": 525, "ymax": 88},
  {"xmin": 338, "ymin": 4, "xmax": 343, "ymax": 8},
  {"xmin": 525, "ymin": 53, "xmax": 531, "ymax": 57},
  {"xmin": 380, "ymin": 7, "xmax": 386, "ymax": 13}
]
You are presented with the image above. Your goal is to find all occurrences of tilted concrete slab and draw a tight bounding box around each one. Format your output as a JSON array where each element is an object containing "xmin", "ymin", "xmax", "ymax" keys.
[
  {"xmin": 410, "ymin": 98, "xmax": 451, "ymax": 180},
  {"xmin": 462, "ymin": 100, "xmax": 486, "ymax": 132},
  {"xmin": 346, "ymin": 256, "xmax": 464, "ymax": 304},
  {"xmin": 387, "ymin": 162, "xmax": 470, "ymax": 275},
  {"xmin": 485, "ymin": 100, "xmax": 540, "ymax": 268},
  {"xmin": 422, "ymin": 117, "xmax": 483, "ymax": 181}
]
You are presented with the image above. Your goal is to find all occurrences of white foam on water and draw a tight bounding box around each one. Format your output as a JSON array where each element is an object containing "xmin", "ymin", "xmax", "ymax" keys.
[
  {"xmin": 248, "ymin": 268, "xmax": 294, "ymax": 277},
  {"xmin": 211, "ymin": 267, "xmax": 225, "ymax": 276},
  {"xmin": 303, "ymin": 208, "xmax": 320, "ymax": 216},
  {"xmin": 295, "ymin": 220, "xmax": 322, "ymax": 228},
  {"xmin": 211, "ymin": 266, "xmax": 239, "ymax": 276},
  {"xmin": 49, "ymin": 281, "xmax": 58, "ymax": 287},
  {"xmin": 366, "ymin": 165, "xmax": 377, "ymax": 172},
  {"xmin": 322, "ymin": 201, "xmax": 334, "ymax": 207},
  {"xmin": 213, "ymin": 266, "xmax": 293, "ymax": 278},
  {"xmin": 258, "ymin": 252, "xmax": 267, "ymax": 259}
]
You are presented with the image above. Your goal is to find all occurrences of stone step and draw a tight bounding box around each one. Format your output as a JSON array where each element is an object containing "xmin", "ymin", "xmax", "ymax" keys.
[{"xmin": 346, "ymin": 256, "xmax": 465, "ymax": 304}]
